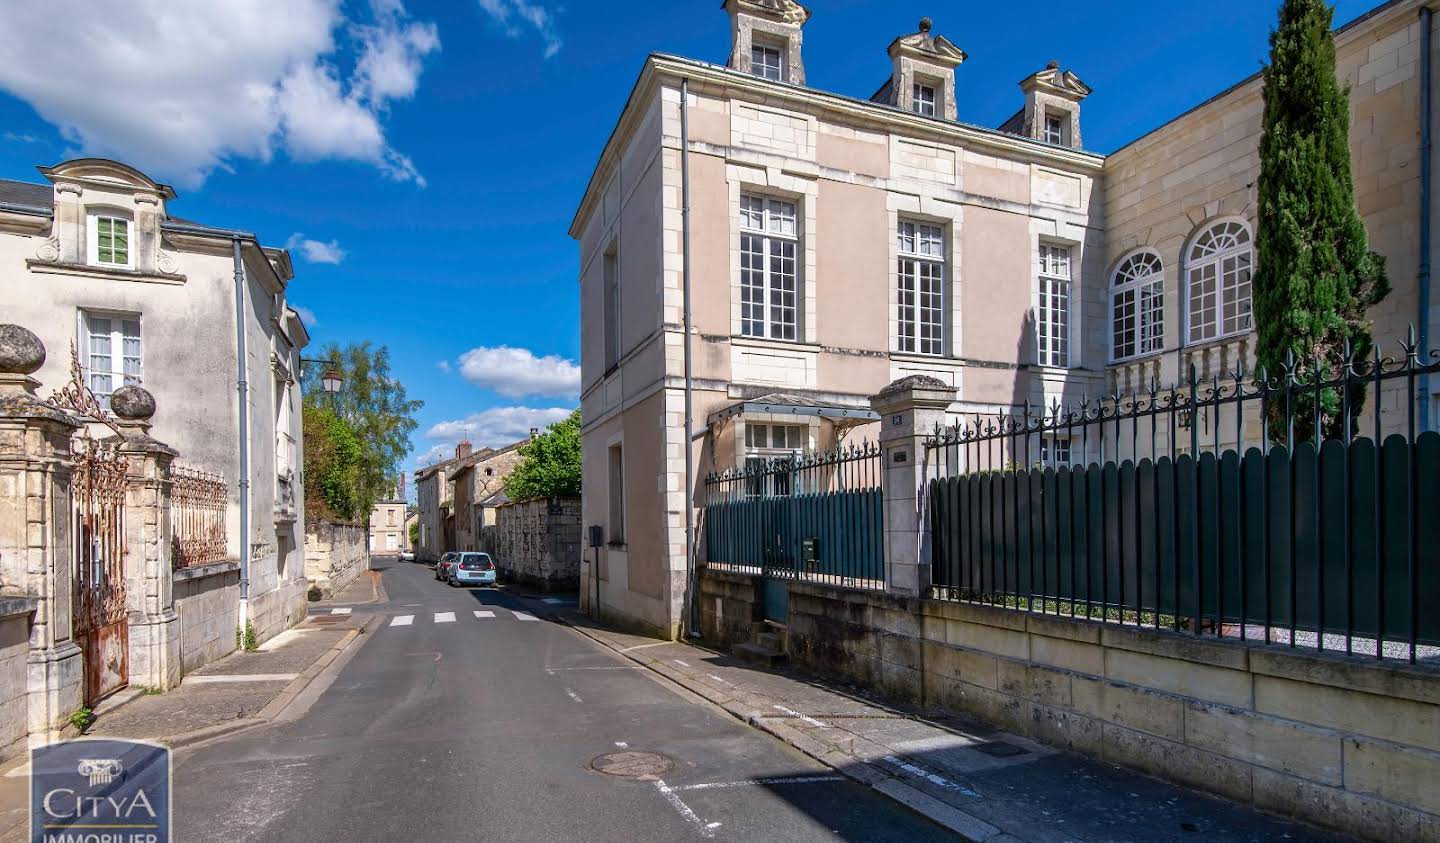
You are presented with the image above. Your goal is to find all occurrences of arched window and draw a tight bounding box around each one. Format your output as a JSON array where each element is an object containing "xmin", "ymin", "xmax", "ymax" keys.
[
  {"xmin": 1186, "ymin": 220, "xmax": 1252, "ymax": 344},
  {"xmin": 1110, "ymin": 251, "xmax": 1164, "ymax": 361}
]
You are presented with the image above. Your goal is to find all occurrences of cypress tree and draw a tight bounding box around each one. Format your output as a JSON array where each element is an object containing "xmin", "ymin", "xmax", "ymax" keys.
[{"xmin": 1254, "ymin": 0, "xmax": 1389, "ymax": 443}]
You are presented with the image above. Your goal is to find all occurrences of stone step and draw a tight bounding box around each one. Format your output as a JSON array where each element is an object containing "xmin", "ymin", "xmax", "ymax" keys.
[
  {"xmin": 755, "ymin": 631, "xmax": 785, "ymax": 650},
  {"xmin": 734, "ymin": 642, "xmax": 786, "ymax": 668}
]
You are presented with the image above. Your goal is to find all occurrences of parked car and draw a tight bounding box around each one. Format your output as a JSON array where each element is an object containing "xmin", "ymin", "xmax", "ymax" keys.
[
  {"xmin": 448, "ymin": 552, "xmax": 497, "ymax": 588},
  {"xmin": 400, "ymin": 549, "xmax": 415, "ymax": 562},
  {"xmin": 434, "ymin": 552, "xmax": 458, "ymax": 581}
]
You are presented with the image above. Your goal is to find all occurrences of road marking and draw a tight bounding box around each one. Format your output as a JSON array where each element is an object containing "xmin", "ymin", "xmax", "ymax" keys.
[
  {"xmin": 675, "ymin": 775, "xmax": 846, "ymax": 792},
  {"xmin": 474, "ymin": 610, "xmax": 495, "ymax": 618},
  {"xmin": 880, "ymin": 756, "xmax": 981, "ymax": 798},
  {"xmin": 772, "ymin": 704, "xmax": 826, "ymax": 728},
  {"xmin": 390, "ymin": 615, "xmax": 414, "ymax": 627},
  {"xmin": 402, "ymin": 603, "xmax": 421, "ymax": 607},
  {"xmin": 513, "ymin": 611, "xmax": 538, "ymax": 621},
  {"xmin": 564, "ymin": 688, "xmax": 584, "ymax": 704},
  {"xmin": 545, "ymin": 666, "xmax": 640, "ymax": 672},
  {"xmin": 183, "ymin": 673, "xmax": 299, "ymax": 684},
  {"xmin": 541, "ymin": 597, "xmax": 566, "ymax": 604},
  {"xmin": 707, "ymin": 674, "xmax": 728, "ymax": 685},
  {"xmin": 406, "ymin": 652, "xmax": 443, "ymax": 663},
  {"xmin": 654, "ymin": 780, "xmax": 714, "ymax": 839},
  {"xmin": 673, "ymin": 659, "xmax": 691, "ymax": 668},
  {"xmin": 618, "ymin": 642, "xmax": 667, "ymax": 653},
  {"xmin": 329, "ymin": 608, "xmax": 351, "ymax": 615},
  {"xmin": 434, "ymin": 612, "xmax": 456, "ymax": 623},
  {"xmin": 614, "ymin": 741, "xmax": 629, "ymax": 748}
]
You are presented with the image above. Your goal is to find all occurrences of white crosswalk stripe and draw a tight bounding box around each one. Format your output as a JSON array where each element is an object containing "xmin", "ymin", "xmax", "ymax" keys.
[
  {"xmin": 434, "ymin": 611, "xmax": 456, "ymax": 623},
  {"xmin": 513, "ymin": 611, "xmax": 538, "ymax": 621},
  {"xmin": 391, "ymin": 615, "xmax": 414, "ymax": 627},
  {"xmin": 474, "ymin": 610, "xmax": 495, "ymax": 618},
  {"xmin": 330, "ymin": 607, "xmax": 352, "ymax": 615},
  {"xmin": 380, "ymin": 609, "xmax": 542, "ymax": 628}
]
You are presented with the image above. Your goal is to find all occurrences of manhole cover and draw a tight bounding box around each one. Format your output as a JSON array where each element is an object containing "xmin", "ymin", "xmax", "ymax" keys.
[
  {"xmin": 974, "ymin": 741, "xmax": 1026, "ymax": 758},
  {"xmin": 588, "ymin": 751, "xmax": 673, "ymax": 780}
]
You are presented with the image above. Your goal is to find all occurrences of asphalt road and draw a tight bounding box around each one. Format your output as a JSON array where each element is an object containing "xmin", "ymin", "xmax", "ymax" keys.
[{"xmin": 170, "ymin": 559, "xmax": 954, "ymax": 842}]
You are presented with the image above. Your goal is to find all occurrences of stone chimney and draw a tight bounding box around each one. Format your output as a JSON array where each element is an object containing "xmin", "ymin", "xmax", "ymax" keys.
[
  {"xmin": 529, "ymin": 428, "xmax": 540, "ymax": 440},
  {"xmin": 878, "ymin": 18, "xmax": 966, "ymax": 121},
  {"xmin": 456, "ymin": 440, "xmax": 473, "ymax": 460},
  {"xmin": 724, "ymin": 0, "xmax": 812, "ymax": 85},
  {"xmin": 1015, "ymin": 61, "xmax": 1091, "ymax": 148}
]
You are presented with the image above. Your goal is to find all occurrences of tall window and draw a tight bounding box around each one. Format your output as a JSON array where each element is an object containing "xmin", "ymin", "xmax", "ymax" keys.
[
  {"xmin": 1036, "ymin": 245, "xmax": 1072, "ymax": 367},
  {"xmin": 1187, "ymin": 221, "xmax": 1253, "ymax": 343},
  {"xmin": 1111, "ymin": 251, "xmax": 1165, "ymax": 361},
  {"xmin": 751, "ymin": 43, "xmax": 783, "ymax": 81},
  {"xmin": 82, "ymin": 312, "xmax": 141, "ymax": 409},
  {"xmin": 897, "ymin": 220, "xmax": 945, "ymax": 355},
  {"xmin": 912, "ymin": 83, "xmax": 937, "ymax": 116},
  {"xmin": 744, "ymin": 423, "xmax": 805, "ymax": 497},
  {"xmin": 603, "ymin": 245, "xmax": 620, "ymax": 369},
  {"xmin": 1043, "ymin": 113, "xmax": 1065, "ymax": 145},
  {"xmin": 739, "ymin": 194, "xmax": 799, "ymax": 341},
  {"xmin": 89, "ymin": 215, "xmax": 130, "ymax": 267},
  {"xmin": 607, "ymin": 444, "xmax": 625, "ymax": 544}
]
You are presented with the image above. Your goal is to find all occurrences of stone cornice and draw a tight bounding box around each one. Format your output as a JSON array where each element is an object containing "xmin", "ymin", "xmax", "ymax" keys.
[
  {"xmin": 570, "ymin": 53, "xmax": 1104, "ymax": 237},
  {"xmin": 25, "ymin": 260, "xmax": 186, "ymax": 286}
]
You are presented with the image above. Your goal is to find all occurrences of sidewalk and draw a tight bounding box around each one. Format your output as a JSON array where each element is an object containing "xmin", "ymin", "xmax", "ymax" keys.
[
  {"xmin": 0, "ymin": 599, "xmax": 375, "ymax": 841},
  {"xmin": 559, "ymin": 613, "xmax": 1352, "ymax": 843}
]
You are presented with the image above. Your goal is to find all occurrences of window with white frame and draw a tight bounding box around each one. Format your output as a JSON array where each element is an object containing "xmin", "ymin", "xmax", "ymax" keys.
[
  {"xmin": 82, "ymin": 312, "xmax": 141, "ymax": 409},
  {"xmin": 88, "ymin": 214, "xmax": 131, "ymax": 267},
  {"xmin": 1041, "ymin": 435, "xmax": 1072, "ymax": 467},
  {"xmin": 751, "ymin": 43, "xmax": 783, "ymax": 81},
  {"xmin": 1187, "ymin": 221, "xmax": 1253, "ymax": 344},
  {"xmin": 1043, "ymin": 113, "xmax": 1066, "ymax": 145},
  {"xmin": 1111, "ymin": 251, "xmax": 1165, "ymax": 361},
  {"xmin": 912, "ymin": 83, "xmax": 937, "ymax": 116},
  {"xmin": 897, "ymin": 220, "xmax": 945, "ymax": 355},
  {"xmin": 1036, "ymin": 244, "xmax": 1072, "ymax": 367},
  {"xmin": 607, "ymin": 444, "xmax": 625, "ymax": 544},
  {"xmin": 744, "ymin": 423, "xmax": 806, "ymax": 497},
  {"xmin": 739, "ymin": 194, "xmax": 799, "ymax": 341}
]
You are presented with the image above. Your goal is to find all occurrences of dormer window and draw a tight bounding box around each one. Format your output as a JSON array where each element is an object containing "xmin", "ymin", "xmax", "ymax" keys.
[
  {"xmin": 751, "ymin": 42, "xmax": 784, "ymax": 81},
  {"xmin": 1044, "ymin": 112, "xmax": 1067, "ymax": 146},
  {"xmin": 89, "ymin": 214, "xmax": 131, "ymax": 268},
  {"xmin": 912, "ymin": 83, "xmax": 937, "ymax": 116}
]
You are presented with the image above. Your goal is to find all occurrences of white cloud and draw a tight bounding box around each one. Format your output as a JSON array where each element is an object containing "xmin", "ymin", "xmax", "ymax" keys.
[
  {"xmin": 0, "ymin": 0, "xmax": 439, "ymax": 188},
  {"xmin": 476, "ymin": 0, "xmax": 562, "ymax": 58},
  {"xmin": 436, "ymin": 360, "xmax": 452, "ymax": 373},
  {"xmin": 3, "ymin": 132, "xmax": 40, "ymax": 143},
  {"xmin": 293, "ymin": 305, "xmax": 319, "ymax": 327},
  {"xmin": 457, "ymin": 346, "xmax": 579, "ymax": 399},
  {"xmin": 415, "ymin": 405, "xmax": 572, "ymax": 466},
  {"xmin": 285, "ymin": 233, "xmax": 347, "ymax": 265}
]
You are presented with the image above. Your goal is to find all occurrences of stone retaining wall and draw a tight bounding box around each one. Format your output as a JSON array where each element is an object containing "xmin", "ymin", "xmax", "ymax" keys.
[
  {"xmin": 0, "ymin": 598, "xmax": 35, "ymax": 764},
  {"xmin": 174, "ymin": 562, "xmax": 240, "ymax": 675},
  {"xmin": 303, "ymin": 520, "xmax": 369, "ymax": 599},
  {"xmin": 494, "ymin": 497, "xmax": 581, "ymax": 591},
  {"xmin": 698, "ymin": 568, "xmax": 1440, "ymax": 842}
]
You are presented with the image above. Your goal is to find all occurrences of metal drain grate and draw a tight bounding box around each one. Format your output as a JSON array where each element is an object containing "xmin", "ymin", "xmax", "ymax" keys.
[{"xmin": 973, "ymin": 741, "xmax": 1026, "ymax": 758}]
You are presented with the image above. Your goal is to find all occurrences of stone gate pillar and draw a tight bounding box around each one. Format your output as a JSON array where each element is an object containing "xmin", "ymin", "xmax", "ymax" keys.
[
  {"xmin": 0, "ymin": 325, "xmax": 84, "ymax": 745},
  {"xmin": 109, "ymin": 386, "xmax": 180, "ymax": 692},
  {"xmin": 869, "ymin": 376, "xmax": 955, "ymax": 597}
]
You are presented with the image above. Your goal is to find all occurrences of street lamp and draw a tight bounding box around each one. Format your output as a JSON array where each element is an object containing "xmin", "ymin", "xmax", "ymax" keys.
[{"xmin": 320, "ymin": 368, "xmax": 343, "ymax": 395}]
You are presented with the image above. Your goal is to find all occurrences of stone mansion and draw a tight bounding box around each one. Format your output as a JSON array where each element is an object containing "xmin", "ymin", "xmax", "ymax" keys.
[{"xmin": 570, "ymin": 0, "xmax": 1440, "ymax": 637}]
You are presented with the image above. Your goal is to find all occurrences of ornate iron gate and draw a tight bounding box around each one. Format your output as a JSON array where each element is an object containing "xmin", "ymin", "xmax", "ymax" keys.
[{"xmin": 71, "ymin": 434, "xmax": 130, "ymax": 705}]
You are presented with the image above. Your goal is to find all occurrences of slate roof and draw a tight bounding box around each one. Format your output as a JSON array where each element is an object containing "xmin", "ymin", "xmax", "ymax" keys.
[{"xmin": 0, "ymin": 178, "xmax": 52, "ymax": 209}]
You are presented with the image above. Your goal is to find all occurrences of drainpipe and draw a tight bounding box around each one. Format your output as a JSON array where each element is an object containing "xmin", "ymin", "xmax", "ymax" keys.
[
  {"xmin": 681, "ymin": 78, "xmax": 699, "ymax": 639},
  {"xmin": 1419, "ymin": 6, "xmax": 1434, "ymax": 432},
  {"xmin": 232, "ymin": 237, "xmax": 252, "ymax": 623}
]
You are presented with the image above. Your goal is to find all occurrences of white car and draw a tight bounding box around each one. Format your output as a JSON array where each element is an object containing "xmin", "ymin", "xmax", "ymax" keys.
[{"xmin": 399, "ymin": 549, "xmax": 416, "ymax": 562}]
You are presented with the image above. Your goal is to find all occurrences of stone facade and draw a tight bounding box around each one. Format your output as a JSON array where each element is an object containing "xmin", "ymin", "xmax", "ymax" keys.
[
  {"xmin": 0, "ymin": 597, "xmax": 37, "ymax": 763},
  {"xmin": 493, "ymin": 497, "xmax": 581, "ymax": 591},
  {"xmin": 173, "ymin": 562, "xmax": 240, "ymax": 675},
  {"xmin": 369, "ymin": 499, "xmax": 407, "ymax": 554},
  {"xmin": 303, "ymin": 519, "xmax": 369, "ymax": 598},
  {"xmin": 572, "ymin": 0, "xmax": 1440, "ymax": 638},
  {"xmin": 414, "ymin": 435, "xmax": 529, "ymax": 559},
  {"xmin": 698, "ymin": 567, "xmax": 1440, "ymax": 843}
]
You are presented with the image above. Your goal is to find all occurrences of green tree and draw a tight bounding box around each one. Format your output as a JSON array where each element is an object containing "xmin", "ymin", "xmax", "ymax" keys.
[
  {"xmin": 302, "ymin": 405, "xmax": 368, "ymax": 521},
  {"xmin": 1254, "ymin": 0, "xmax": 1389, "ymax": 442},
  {"xmin": 408, "ymin": 520, "xmax": 420, "ymax": 547},
  {"xmin": 504, "ymin": 410, "xmax": 581, "ymax": 499},
  {"xmin": 303, "ymin": 342, "xmax": 422, "ymax": 515}
]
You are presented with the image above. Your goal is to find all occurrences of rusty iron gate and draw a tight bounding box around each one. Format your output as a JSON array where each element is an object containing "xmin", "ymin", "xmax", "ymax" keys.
[{"xmin": 71, "ymin": 433, "xmax": 130, "ymax": 706}]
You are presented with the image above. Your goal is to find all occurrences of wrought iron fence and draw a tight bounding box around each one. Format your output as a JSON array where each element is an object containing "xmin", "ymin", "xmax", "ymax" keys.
[
  {"xmin": 703, "ymin": 440, "xmax": 884, "ymax": 590},
  {"xmin": 925, "ymin": 335, "xmax": 1440, "ymax": 663},
  {"xmin": 172, "ymin": 465, "xmax": 229, "ymax": 568}
]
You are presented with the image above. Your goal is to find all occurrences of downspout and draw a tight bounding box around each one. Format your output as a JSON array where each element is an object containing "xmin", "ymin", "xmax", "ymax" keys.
[
  {"xmin": 681, "ymin": 78, "xmax": 699, "ymax": 639},
  {"xmin": 1419, "ymin": 6, "xmax": 1434, "ymax": 432},
  {"xmin": 232, "ymin": 237, "xmax": 252, "ymax": 621}
]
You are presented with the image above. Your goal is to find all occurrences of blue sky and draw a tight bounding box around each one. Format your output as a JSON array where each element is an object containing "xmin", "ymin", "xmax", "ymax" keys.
[{"xmin": 0, "ymin": 0, "xmax": 1379, "ymax": 472}]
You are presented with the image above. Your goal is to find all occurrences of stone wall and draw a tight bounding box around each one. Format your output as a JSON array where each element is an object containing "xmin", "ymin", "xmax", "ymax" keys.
[
  {"xmin": 303, "ymin": 520, "xmax": 369, "ymax": 599},
  {"xmin": 494, "ymin": 497, "xmax": 581, "ymax": 591},
  {"xmin": 0, "ymin": 598, "xmax": 35, "ymax": 764},
  {"xmin": 173, "ymin": 562, "xmax": 239, "ymax": 676},
  {"xmin": 699, "ymin": 569, "xmax": 1440, "ymax": 842}
]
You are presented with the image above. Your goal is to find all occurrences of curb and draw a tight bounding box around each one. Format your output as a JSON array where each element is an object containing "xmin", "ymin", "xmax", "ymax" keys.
[{"xmin": 559, "ymin": 616, "xmax": 1001, "ymax": 842}]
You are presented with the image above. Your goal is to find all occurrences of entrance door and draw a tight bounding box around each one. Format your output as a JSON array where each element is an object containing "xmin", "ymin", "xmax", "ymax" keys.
[
  {"xmin": 759, "ymin": 500, "xmax": 793, "ymax": 623},
  {"xmin": 72, "ymin": 439, "xmax": 130, "ymax": 706}
]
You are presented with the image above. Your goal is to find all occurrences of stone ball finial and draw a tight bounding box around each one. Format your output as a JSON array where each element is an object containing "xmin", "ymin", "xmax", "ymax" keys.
[
  {"xmin": 1047, "ymin": 59, "xmax": 1060, "ymax": 69},
  {"xmin": 0, "ymin": 325, "xmax": 45, "ymax": 375},
  {"xmin": 110, "ymin": 385, "xmax": 156, "ymax": 421},
  {"xmin": 919, "ymin": 17, "xmax": 933, "ymax": 33}
]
